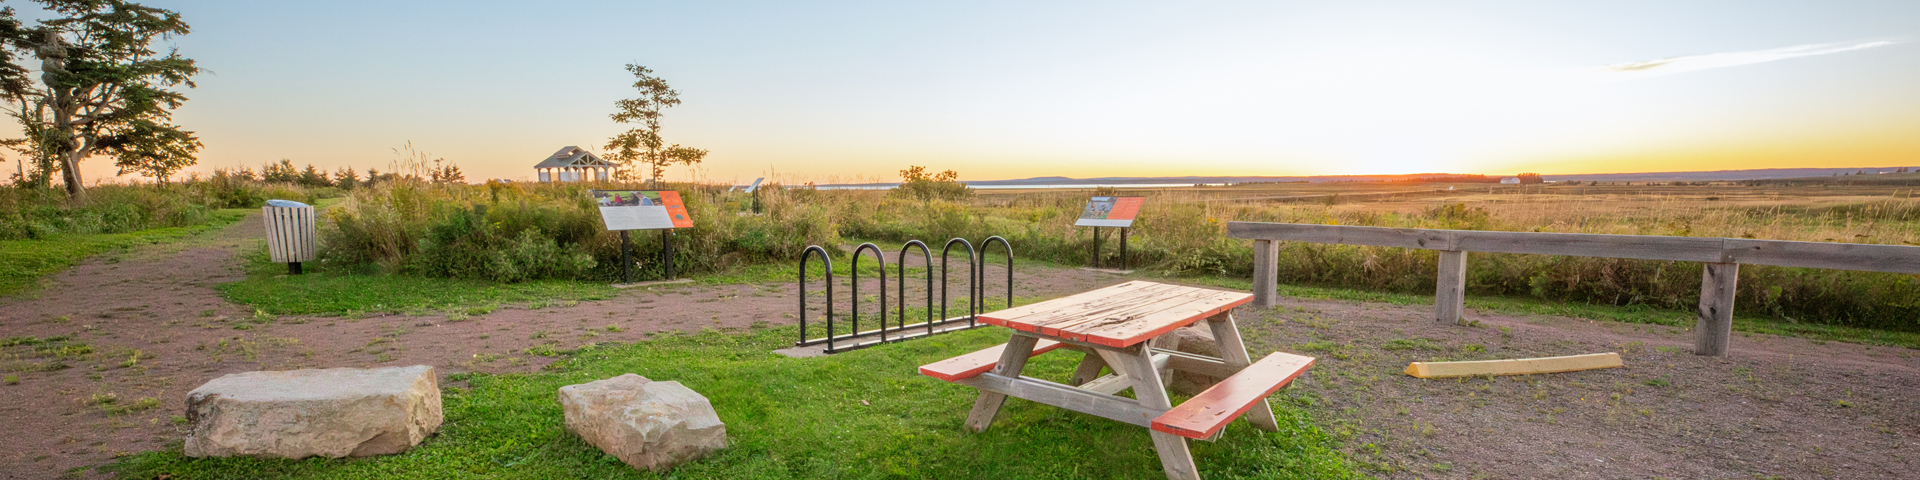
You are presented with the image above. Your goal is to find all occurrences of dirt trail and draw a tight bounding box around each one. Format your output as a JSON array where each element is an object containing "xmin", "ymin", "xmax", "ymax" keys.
[
  {"xmin": 1236, "ymin": 298, "xmax": 1920, "ymax": 479},
  {"xmin": 2, "ymin": 214, "xmax": 1916, "ymax": 479},
  {"xmin": 0, "ymin": 215, "xmax": 1125, "ymax": 479}
]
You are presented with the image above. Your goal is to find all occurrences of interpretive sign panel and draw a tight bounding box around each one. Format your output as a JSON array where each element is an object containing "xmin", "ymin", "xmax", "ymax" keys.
[
  {"xmin": 593, "ymin": 190, "xmax": 694, "ymax": 230},
  {"xmin": 1074, "ymin": 196, "xmax": 1145, "ymax": 227}
]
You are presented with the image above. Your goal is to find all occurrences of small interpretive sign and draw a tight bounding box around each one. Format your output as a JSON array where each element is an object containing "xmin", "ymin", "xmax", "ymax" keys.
[
  {"xmin": 593, "ymin": 190, "xmax": 694, "ymax": 230},
  {"xmin": 1074, "ymin": 196, "xmax": 1145, "ymax": 228}
]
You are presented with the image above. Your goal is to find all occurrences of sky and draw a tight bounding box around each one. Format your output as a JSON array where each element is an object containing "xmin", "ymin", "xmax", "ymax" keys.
[{"xmin": 18, "ymin": 0, "xmax": 1920, "ymax": 184}]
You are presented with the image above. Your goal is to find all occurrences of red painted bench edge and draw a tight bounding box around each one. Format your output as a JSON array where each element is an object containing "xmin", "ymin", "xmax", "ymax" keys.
[
  {"xmin": 918, "ymin": 340, "xmax": 1067, "ymax": 382},
  {"xmin": 1150, "ymin": 352, "xmax": 1315, "ymax": 439}
]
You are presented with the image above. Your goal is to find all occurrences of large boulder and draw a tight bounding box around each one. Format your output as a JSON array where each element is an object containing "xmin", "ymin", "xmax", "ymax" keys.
[
  {"xmin": 1165, "ymin": 326, "xmax": 1225, "ymax": 396},
  {"xmin": 183, "ymin": 365, "xmax": 443, "ymax": 459},
  {"xmin": 559, "ymin": 374, "xmax": 726, "ymax": 471}
]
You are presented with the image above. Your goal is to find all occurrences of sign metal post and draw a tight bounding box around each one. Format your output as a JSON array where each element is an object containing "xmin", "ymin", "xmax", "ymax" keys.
[
  {"xmin": 592, "ymin": 190, "xmax": 694, "ymax": 283},
  {"xmin": 1074, "ymin": 196, "xmax": 1145, "ymax": 271}
]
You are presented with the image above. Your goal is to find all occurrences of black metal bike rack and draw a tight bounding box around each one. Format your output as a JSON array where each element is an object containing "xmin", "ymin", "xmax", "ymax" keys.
[
  {"xmin": 797, "ymin": 245, "xmax": 832, "ymax": 350},
  {"xmin": 796, "ymin": 237, "xmax": 1013, "ymax": 353},
  {"xmin": 941, "ymin": 238, "xmax": 978, "ymax": 329},
  {"xmin": 982, "ymin": 236, "xmax": 1013, "ymax": 311},
  {"xmin": 900, "ymin": 240, "xmax": 933, "ymax": 339}
]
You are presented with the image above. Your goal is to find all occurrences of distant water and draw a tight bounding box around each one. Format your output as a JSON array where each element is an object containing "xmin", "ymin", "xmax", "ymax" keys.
[{"xmin": 813, "ymin": 183, "xmax": 1217, "ymax": 190}]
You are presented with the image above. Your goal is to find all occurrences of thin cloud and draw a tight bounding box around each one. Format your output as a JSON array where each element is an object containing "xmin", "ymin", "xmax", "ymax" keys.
[{"xmin": 1601, "ymin": 41, "xmax": 1896, "ymax": 79}]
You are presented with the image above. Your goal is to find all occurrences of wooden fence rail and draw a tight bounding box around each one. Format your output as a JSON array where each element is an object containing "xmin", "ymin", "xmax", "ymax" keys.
[{"xmin": 1227, "ymin": 222, "xmax": 1920, "ymax": 356}]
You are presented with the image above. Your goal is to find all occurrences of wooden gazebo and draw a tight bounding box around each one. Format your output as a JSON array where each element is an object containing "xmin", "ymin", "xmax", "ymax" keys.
[{"xmin": 535, "ymin": 146, "xmax": 618, "ymax": 182}]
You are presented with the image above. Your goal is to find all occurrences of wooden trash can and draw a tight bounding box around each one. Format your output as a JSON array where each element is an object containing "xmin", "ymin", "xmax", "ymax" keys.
[{"xmin": 262, "ymin": 199, "xmax": 316, "ymax": 274}]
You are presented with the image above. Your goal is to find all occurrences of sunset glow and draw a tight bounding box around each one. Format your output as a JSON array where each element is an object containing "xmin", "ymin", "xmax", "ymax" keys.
[{"xmin": 32, "ymin": 1, "xmax": 1920, "ymax": 184}]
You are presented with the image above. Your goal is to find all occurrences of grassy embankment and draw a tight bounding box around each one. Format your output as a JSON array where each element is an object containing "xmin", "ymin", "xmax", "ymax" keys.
[
  {"xmin": 0, "ymin": 208, "xmax": 250, "ymax": 296},
  {"xmin": 106, "ymin": 326, "xmax": 1362, "ymax": 480}
]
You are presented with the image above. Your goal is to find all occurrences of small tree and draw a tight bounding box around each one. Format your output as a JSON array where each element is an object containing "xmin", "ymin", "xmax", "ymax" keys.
[
  {"xmin": 429, "ymin": 158, "xmax": 465, "ymax": 184},
  {"xmin": 297, "ymin": 164, "xmax": 331, "ymax": 188},
  {"xmin": 261, "ymin": 159, "xmax": 298, "ymax": 183},
  {"xmin": 334, "ymin": 166, "xmax": 359, "ymax": 190},
  {"xmin": 894, "ymin": 165, "xmax": 971, "ymax": 201},
  {"xmin": 0, "ymin": 0, "xmax": 204, "ymax": 200},
  {"xmin": 1516, "ymin": 173, "xmax": 1544, "ymax": 184},
  {"xmin": 604, "ymin": 64, "xmax": 705, "ymax": 185}
]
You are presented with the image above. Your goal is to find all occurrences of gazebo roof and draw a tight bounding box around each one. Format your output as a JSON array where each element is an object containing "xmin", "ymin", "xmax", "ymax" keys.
[{"xmin": 534, "ymin": 146, "xmax": 616, "ymax": 169}]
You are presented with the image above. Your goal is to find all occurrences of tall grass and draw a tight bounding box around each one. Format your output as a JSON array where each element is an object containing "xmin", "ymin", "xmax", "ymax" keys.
[
  {"xmin": 308, "ymin": 182, "xmax": 1920, "ymax": 331},
  {"xmin": 316, "ymin": 179, "xmax": 842, "ymax": 282}
]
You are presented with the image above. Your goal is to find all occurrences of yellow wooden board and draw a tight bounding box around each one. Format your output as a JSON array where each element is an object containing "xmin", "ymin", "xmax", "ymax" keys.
[{"xmin": 1404, "ymin": 352, "xmax": 1622, "ymax": 379}]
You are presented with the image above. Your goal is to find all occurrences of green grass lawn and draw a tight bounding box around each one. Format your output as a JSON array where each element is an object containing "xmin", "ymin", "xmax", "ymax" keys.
[
  {"xmin": 218, "ymin": 240, "xmax": 620, "ymax": 316},
  {"xmin": 0, "ymin": 209, "xmax": 249, "ymax": 297},
  {"xmin": 106, "ymin": 326, "xmax": 1361, "ymax": 480}
]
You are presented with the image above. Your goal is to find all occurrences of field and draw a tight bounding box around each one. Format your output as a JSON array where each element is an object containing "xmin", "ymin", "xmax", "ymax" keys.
[{"xmin": 1, "ymin": 176, "xmax": 1917, "ymax": 479}]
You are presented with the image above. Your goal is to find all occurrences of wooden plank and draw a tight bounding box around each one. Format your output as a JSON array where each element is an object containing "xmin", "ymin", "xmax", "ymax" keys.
[
  {"xmin": 1151, "ymin": 352, "xmax": 1314, "ymax": 440},
  {"xmin": 1252, "ymin": 239, "xmax": 1278, "ymax": 308},
  {"xmin": 1076, "ymin": 373, "xmax": 1133, "ymax": 395},
  {"xmin": 918, "ymin": 339, "xmax": 1066, "ymax": 382},
  {"xmin": 1156, "ymin": 349, "xmax": 1240, "ymax": 378},
  {"xmin": 1075, "ymin": 291, "xmax": 1251, "ymax": 347},
  {"xmin": 951, "ymin": 372, "xmax": 1162, "ymax": 428},
  {"xmin": 966, "ymin": 335, "xmax": 1038, "ymax": 432},
  {"xmin": 992, "ymin": 283, "xmax": 1188, "ymax": 333},
  {"xmin": 1022, "ymin": 285, "xmax": 1206, "ymax": 337},
  {"xmin": 1403, "ymin": 352, "xmax": 1622, "ymax": 378},
  {"xmin": 280, "ymin": 208, "xmax": 298, "ymax": 261},
  {"xmin": 1203, "ymin": 313, "xmax": 1279, "ymax": 432},
  {"xmin": 977, "ymin": 281, "xmax": 1159, "ymax": 327},
  {"xmin": 295, "ymin": 207, "xmax": 315, "ymax": 261},
  {"xmin": 1034, "ymin": 287, "xmax": 1222, "ymax": 341},
  {"xmin": 301, "ymin": 207, "xmax": 316, "ymax": 261},
  {"xmin": 1435, "ymin": 250, "xmax": 1467, "ymax": 324},
  {"xmin": 262, "ymin": 207, "xmax": 283, "ymax": 263},
  {"xmin": 1229, "ymin": 221, "xmax": 1920, "ymax": 275},
  {"xmin": 1227, "ymin": 222, "xmax": 1446, "ymax": 250},
  {"xmin": 1724, "ymin": 239, "xmax": 1920, "ymax": 274},
  {"xmin": 1694, "ymin": 263, "xmax": 1738, "ymax": 356},
  {"xmin": 1451, "ymin": 230, "xmax": 1723, "ymax": 262}
]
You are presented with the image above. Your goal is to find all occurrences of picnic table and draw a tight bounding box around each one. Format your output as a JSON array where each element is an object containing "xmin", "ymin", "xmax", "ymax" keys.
[{"xmin": 920, "ymin": 281, "xmax": 1316, "ymax": 480}]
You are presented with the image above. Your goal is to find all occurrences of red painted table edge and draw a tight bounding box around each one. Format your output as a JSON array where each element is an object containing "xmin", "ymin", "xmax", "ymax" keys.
[{"xmin": 978, "ymin": 292, "xmax": 1253, "ymax": 348}]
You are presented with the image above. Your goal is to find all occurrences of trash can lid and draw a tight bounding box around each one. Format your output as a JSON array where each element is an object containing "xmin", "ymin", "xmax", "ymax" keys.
[{"xmin": 265, "ymin": 199, "xmax": 311, "ymax": 208}]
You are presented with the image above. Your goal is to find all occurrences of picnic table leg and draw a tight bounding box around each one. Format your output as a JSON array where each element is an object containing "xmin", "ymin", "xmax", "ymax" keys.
[
  {"xmin": 1149, "ymin": 335, "xmax": 1179, "ymax": 388},
  {"xmin": 1206, "ymin": 312, "xmax": 1280, "ymax": 431},
  {"xmin": 964, "ymin": 334, "xmax": 1039, "ymax": 432},
  {"xmin": 1068, "ymin": 350, "xmax": 1107, "ymax": 386},
  {"xmin": 1098, "ymin": 346, "xmax": 1201, "ymax": 480}
]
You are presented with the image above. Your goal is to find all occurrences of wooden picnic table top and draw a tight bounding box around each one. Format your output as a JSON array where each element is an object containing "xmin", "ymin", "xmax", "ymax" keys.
[{"xmin": 977, "ymin": 281, "xmax": 1252, "ymax": 348}]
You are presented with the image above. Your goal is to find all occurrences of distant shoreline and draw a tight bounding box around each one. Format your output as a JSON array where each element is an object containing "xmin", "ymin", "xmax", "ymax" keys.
[{"xmin": 810, "ymin": 166, "xmax": 1919, "ymax": 189}]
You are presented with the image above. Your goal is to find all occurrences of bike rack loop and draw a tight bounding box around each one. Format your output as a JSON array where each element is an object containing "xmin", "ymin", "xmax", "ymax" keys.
[
  {"xmin": 796, "ymin": 245, "xmax": 832, "ymax": 348},
  {"xmin": 941, "ymin": 238, "xmax": 979, "ymax": 328},
  {"xmin": 980, "ymin": 236, "xmax": 1013, "ymax": 313},
  {"xmin": 899, "ymin": 240, "xmax": 934, "ymax": 338},
  {"xmin": 850, "ymin": 242, "xmax": 887, "ymax": 345}
]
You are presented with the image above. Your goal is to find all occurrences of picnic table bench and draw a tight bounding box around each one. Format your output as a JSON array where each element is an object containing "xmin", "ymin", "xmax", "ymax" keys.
[{"xmin": 919, "ymin": 281, "xmax": 1315, "ymax": 480}]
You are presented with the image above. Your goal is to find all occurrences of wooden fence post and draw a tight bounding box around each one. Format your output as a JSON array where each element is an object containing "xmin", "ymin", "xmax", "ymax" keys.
[
  {"xmin": 1695, "ymin": 262, "xmax": 1739, "ymax": 356},
  {"xmin": 1436, "ymin": 250, "xmax": 1467, "ymax": 324},
  {"xmin": 1252, "ymin": 239, "xmax": 1278, "ymax": 308}
]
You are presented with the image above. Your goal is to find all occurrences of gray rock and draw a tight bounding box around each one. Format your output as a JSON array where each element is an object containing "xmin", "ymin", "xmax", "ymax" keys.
[
  {"xmin": 184, "ymin": 365, "xmax": 443, "ymax": 458},
  {"xmin": 1166, "ymin": 326, "xmax": 1225, "ymax": 396},
  {"xmin": 559, "ymin": 374, "xmax": 726, "ymax": 471}
]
